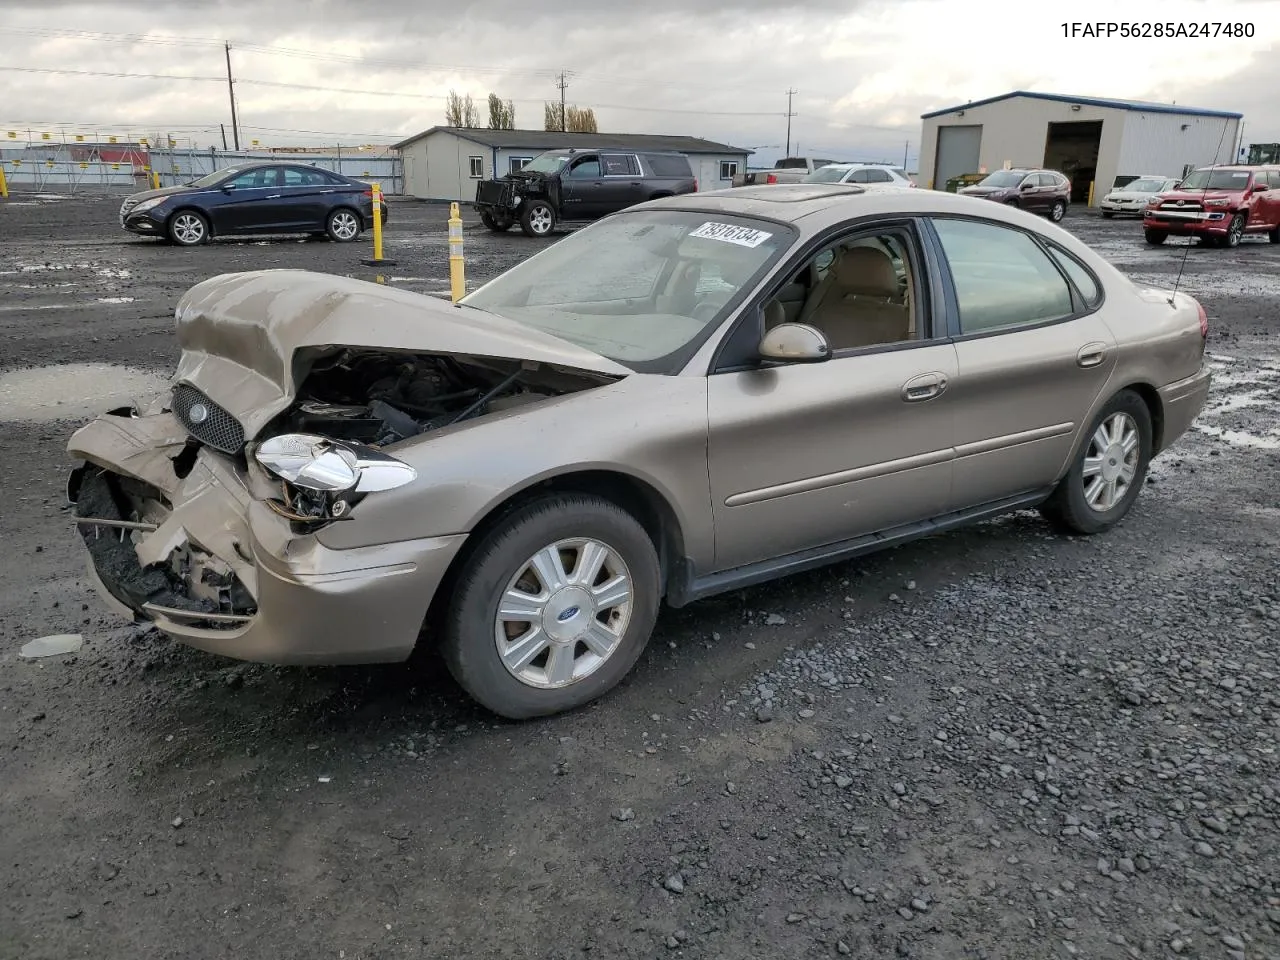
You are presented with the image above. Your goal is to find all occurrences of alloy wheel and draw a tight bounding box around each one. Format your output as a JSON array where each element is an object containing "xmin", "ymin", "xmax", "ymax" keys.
[
  {"xmin": 1051, "ymin": 200, "xmax": 1065, "ymax": 221},
  {"xmin": 529, "ymin": 206, "xmax": 553, "ymax": 235},
  {"xmin": 1082, "ymin": 412, "xmax": 1140, "ymax": 512},
  {"xmin": 1226, "ymin": 214, "xmax": 1244, "ymax": 247},
  {"xmin": 494, "ymin": 537, "xmax": 633, "ymax": 689},
  {"xmin": 330, "ymin": 211, "xmax": 359, "ymax": 241},
  {"xmin": 171, "ymin": 213, "xmax": 205, "ymax": 245}
]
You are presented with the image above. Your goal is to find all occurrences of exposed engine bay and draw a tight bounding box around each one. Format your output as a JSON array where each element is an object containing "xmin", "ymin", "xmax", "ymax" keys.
[{"xmin": 275, "ymin": 350, "xmax": 568, "ymax": 446}]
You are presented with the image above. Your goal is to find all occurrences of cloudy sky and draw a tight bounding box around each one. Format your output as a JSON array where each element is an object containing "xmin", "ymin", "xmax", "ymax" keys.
[{"xmin": 1, "ymin": 0, "xmax": 1277, "ymax": 166}]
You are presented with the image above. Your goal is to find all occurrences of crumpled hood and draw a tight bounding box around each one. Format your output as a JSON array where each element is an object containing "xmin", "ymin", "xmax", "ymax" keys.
[{"xmin": 171, "ymin": 269, "xmax": 630, "ymax": 437}]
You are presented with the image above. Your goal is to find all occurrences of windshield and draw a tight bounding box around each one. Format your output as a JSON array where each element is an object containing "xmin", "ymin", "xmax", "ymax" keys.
[
  {"xmin": 186, "ymin": 168, "xmax": 239, "ymax": 188},
  {"xmin": 520, "ymin": 153, "xmax": 570, "ymax": 174},
  {"xmin": 803, "ymin": 166, "xmax": 850, "ymax": 182},
  {"xmin": 461, "ymin": 210, "xmax": 795, "ymax": 373},
  {"xmin": 1178, "ymin": 168, "xmax": 1253, "ymax": 190},
  {"xmin": 1122, "ymin": 178, "xmax": 1169, "ymax": 192},
  {"xmin": 979, "ymin": 170, "xmax": 1026, "ymax": 188}
]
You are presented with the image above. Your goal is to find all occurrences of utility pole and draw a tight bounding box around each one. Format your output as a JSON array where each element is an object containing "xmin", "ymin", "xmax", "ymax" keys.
[
  {"xmin": 784, "ymin": 88, "xmax": 797, "ymax": 157},
  {"xmin": 224, "ymin": 42, "xmax": 240, "ymax": 151},
  {"xmin": 220, "ymin": 124, "xmax": 228, "ymax": 150},
  {"xmin": 557, "ymin": 72, "xmax": 568, "ymax": 132},
  {"xmin": 903, "ymin": 140, "xmax": 909, "ymax": 168}
]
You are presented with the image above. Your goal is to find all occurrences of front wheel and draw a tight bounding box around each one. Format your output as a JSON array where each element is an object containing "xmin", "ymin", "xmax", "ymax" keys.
[
  {"xmin": 1144, "ymin": 229, "xmax": 1167, "ymax": 245},
  {"xmin": 1048, "ymin": 199, "xmax": 1066, "ymax": 222},
  {"xmin": 441, "ymin": 494, "xmax": 662, "ymax": 719},
  {"xmin": 1224, "ymin": 212, "xmax": 1245, "ymax": 247},
  {"xmin": 1040, "ymin": 390, "xmax": 1152, "ymax": 535},
  {"xmin": 326, "ymin": 208, "xmax": 362, "ymax": 242},
  {"xmin": 1101, "ymin": 210, "xmax": 1114, "ymax": 219},
  {"xmin": 520, "ymin": 200, "xmax": 556, "ymax": 238},
  {"xmin": 167, "ymin": 210, "xmax": 209, "ymax": 246}
]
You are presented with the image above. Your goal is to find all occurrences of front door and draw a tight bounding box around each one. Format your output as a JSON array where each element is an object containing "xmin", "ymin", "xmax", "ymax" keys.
[
  {"xmin": 213, "ymin": 167, "xmax": 283, "ymax": 233},
  {"xmin": 927, "ymin": 216, "xmax": 1118, "ymax": 510},
  {"xmin": 706, "ymin": 221, "xmax": 957, "ymax": 571},
  {"xmin": 559, "ymin": 154, "xmax": 604, "ymax": 219}
]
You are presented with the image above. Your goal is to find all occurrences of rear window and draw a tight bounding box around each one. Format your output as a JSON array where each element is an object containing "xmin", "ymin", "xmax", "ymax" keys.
[{"xmin": 643, "ymin": 153, "xmax": 692, "ymax": 177}]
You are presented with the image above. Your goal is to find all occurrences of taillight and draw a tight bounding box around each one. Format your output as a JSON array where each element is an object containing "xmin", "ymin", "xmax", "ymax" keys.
[
  {"xmin": 693, "ymin": 178, "xmax": 698, "ymax": 191},
  {"xmin": 766, "ymin": 173, "xmax": 777, "ymax": 184},
  {"xmin": 1196, "ymin": 299, "xmax": 1208, "ymax": 338}
]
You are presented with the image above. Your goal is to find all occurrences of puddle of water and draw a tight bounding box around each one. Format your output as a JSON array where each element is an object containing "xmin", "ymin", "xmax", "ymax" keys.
[
  {"xmin": 0, "ymin": 363, "xmax": 171, "ymax": 422},
  {"xmin": 0, "ymin": 303, "xmax": 78, "ymax": 312},
  {"xmin": 15, "ymin": 262, "xmax": 93, "ymax": 273},
  {"xmin": 96, "ymin": 296, "xmax": 136, "ymax": 304},
  {"xmin": 1193, "ymin": 422, "xmax": 1280, "ymax": 450},
  {"xmin": 96, "ymin": 268, "xmax": 132, "ymax": 279}
]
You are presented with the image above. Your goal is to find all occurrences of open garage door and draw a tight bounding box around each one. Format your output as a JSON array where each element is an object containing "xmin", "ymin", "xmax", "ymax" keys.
[
  {"xmin": 1044, "ymin": 121, "xmax": 1102, "ymax": 203},
  {"xmin": 934, "ymin": 125, "xmax": 982, "ymax": 189}
]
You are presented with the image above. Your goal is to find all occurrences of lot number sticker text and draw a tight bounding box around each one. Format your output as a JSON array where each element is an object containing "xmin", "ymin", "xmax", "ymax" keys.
[{"xmin": 689, "ymin": 221, "xmax": 773, "ymax": 248}]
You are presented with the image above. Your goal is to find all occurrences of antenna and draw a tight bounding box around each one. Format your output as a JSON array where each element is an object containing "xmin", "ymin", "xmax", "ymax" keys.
[{"xmin": 1167, "ymin": 117, "xmax": 1233, "ymax": 306}]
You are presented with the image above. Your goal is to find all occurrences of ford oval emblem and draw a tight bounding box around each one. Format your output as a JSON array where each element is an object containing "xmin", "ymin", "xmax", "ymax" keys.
[
  {"xmin": 557, "ymin": 606, "xmax": 580, "ymax": 622},
  {"xmin": 188, "ymin": 402, "xmax": 210, "ymax": 424}
]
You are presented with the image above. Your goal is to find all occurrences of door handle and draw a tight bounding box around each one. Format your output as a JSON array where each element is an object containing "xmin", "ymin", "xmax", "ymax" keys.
[
  {"xmin": 901, "ymin": 372, "xmax": 948, "ymax": 402},
  {"xmin": 630, "ymin": 181, "xmax": 641, "ymax": 186},
  {"xmin": 1077, "ymin": 342, "xmax": 1107, "ymax": 367},
  {"xmin": 265, "ymin": 194, "xmax": 281, "ymax": 199}
]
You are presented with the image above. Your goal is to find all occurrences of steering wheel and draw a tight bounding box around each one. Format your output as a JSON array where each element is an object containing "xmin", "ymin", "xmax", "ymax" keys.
[{"xmin": 692, "ymin": 299, "xmax": 721, "ymax": 322}]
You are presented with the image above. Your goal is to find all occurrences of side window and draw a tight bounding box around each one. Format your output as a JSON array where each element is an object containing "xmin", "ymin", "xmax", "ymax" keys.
[
  {"xmin": 867, "ymin": 169, "xmax": 894, "ymax": 182},
  {"xmin": 847, "ymin": 169, "xmax": 871, "ymax": 183},
  {"xmin": 229, "ymin": 168, "xmax": 275, "ymax": 188},
  {"xmin": 567, "ymin": 157, "xmax": 601, "ymax": 178},
  {"xmin": 719, "ymin": 160, "xmax": 738, "ymax": 180},
  {"xmin": 1046, "ymin": 244, "xmax": 1102, "ymax": 308},
  {"xmin": 508, "ymin": 156, "xmax": 531, "ymax": 174},
  {"xmin": 763, "ymin": 230, "xmax": 921, "ymax": 351},
  {"xmin": 468, "ymin": 156, "xmax": 484, "ymax": 178},
  {"xmin": 600, "ymin": 154, "xmax": 639, "ymax": 176},
  {"xmin": 931, "ymin": 218, "xmax": 1076, "ymax": 334},
  {"xmin": 282, "ymin": 168, "xmax": 326, "ymax": 186}
]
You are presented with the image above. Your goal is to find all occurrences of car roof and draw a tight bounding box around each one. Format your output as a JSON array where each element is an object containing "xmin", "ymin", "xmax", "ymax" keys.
[{"xmin": 642, "ymin": 181, "xmax": 1071, "ymax": 227}]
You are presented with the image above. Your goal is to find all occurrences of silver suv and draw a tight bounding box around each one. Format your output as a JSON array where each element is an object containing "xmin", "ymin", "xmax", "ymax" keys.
[{"xmin": 803, "ymin": 163, "xmax": 915, "ymax": 189}]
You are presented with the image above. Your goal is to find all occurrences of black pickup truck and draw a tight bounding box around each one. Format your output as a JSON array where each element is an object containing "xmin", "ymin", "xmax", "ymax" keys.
[{"xmin": 473, "ymin": 148, "xmax": 698, "ymax": 237}]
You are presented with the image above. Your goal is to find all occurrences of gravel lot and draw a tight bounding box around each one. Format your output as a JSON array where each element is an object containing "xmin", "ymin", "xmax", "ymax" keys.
[{"xmin": 1, "ymin": 193, "xmax": 1278, "ymax": 960}]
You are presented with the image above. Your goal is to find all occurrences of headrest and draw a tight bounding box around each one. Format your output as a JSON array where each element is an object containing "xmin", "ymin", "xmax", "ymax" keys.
[{"xmin": 830, "ymin": 246, "xmax": 898, "ymax": 298}]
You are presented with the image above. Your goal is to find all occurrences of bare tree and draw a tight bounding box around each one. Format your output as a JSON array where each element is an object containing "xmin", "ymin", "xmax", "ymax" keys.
[
  {"xmin": 445, "ymin": 90, "xmax": 466, "ymax": 127},
  {"xmin": 487, "ymin": 93, "xmax": 515, "ymax": 130},
  {"xmin": 566, "ymin": 106, "xmax": 597, "ymax": 133},
  {"xmin": 544, "ymin": 101, "xmax": 563, "ymax": 132},
  {"xmin": 463, "ymin": 94, "xmax": 480, "ymax": 128}
]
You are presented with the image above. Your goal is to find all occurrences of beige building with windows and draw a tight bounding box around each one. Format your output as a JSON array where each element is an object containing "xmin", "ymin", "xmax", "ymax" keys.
[{"xmin": 392, "ymin": 126, "xmax": 752, "ymax": 201}]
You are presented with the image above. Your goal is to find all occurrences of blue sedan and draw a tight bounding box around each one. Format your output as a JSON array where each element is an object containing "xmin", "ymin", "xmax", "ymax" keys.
[{"xmin": 118, "ymin": 161, "xmax": 389, "ymax": 246}]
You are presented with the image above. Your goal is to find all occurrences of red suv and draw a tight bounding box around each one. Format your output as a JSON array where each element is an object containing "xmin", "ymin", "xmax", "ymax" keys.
[{"xmin": 1143, "ymin": 165, "xmax": 1280, "ymax": 247}]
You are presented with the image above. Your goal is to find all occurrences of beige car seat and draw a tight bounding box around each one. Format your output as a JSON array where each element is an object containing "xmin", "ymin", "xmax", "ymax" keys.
[{"xmin": 797, "ymin": 246, "xmax": 912, "ymax": 349}]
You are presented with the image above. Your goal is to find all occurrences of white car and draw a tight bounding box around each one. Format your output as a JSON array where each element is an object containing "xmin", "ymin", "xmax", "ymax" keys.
[
  {"xmin": 802, "ymin": 163, "xmax": 916, "ymax": 189},
  {"xmin": 1099, "ymin": 176, "xmax": 1181, "ymax": 218}
]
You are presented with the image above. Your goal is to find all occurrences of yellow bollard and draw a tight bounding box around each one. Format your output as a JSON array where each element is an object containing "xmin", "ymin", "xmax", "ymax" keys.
[
  {"xmin": 0, "ymin": 164, "xmax": 8, "ymax": 199},
  {"xmin": 361, "ymin": 181, "xmax": 396, "ymax": 267},
  {"xmin": 151, "ymin": 170, "xmax": 160, "ymax": 190},
  {"xmin": 448, "ymin": 202, "xmax": 465, "ymax": 302},
  {"xmin": 1086, "ymin": 180, "xmax": 1095, "ymax": 207}
]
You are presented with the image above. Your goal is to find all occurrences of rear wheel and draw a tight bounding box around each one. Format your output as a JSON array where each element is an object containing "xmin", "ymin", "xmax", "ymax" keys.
[
  {"xmin": 1270, "ymin": 224, "xmax": 1280, "ymax": 243},
  {"xmin": 440, "ymin": 494, "xmax": 661, "ymax": 719},
  {"xmin": 1040, "ymin": 389, "xmax": 1152, "ymax": 535},
  {"xmin": 167, "ymin": 210, "xmax": 209, "ymax": 246},
  {"xmin": 1049, "ymin": 199, "xmax": 1066, "ymax": 222},
  {"xmin": 520, "ymin": 199, "xmax": 556, "ymax": 238},
  {"xmin": 1144, "ymin": 229, "xmax": 1167, "ymax": 245},
  {"xmin": 326, "ymin": 208, "xmax": 362, "ymax": 242}
]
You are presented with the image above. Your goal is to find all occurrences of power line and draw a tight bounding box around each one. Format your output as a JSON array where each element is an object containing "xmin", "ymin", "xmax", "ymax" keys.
[{"xmin": 0, "ymin": 65, "xmax": 222, "ymax": 82}]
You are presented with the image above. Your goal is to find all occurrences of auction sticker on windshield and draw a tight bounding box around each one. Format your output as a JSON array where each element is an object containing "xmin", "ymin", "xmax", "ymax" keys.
[{"xmin": 689, "ymin": 221, "xmax": 773, "ymax": 247}]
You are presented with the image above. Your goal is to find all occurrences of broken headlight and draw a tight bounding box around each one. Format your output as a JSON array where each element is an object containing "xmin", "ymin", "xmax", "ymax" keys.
[{"xmin": 254, "ymin": 433, "xmax": 416, "ymax": 522}]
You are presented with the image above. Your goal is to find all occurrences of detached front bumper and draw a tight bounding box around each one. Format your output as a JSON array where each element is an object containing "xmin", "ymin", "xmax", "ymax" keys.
[
  {"xmin": 67, "ymin": 407, "xmax": 465, "ymax": 665},
  {"xmin": 1143, "ymin": 209, "xmax": 1232, "ymax": 235}
]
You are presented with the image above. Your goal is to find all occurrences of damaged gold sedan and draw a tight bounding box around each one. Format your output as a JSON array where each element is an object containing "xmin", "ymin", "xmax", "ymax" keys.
[{"xmin": 68, "ymin": 186, "xmax": 1212, "ymax": 719}]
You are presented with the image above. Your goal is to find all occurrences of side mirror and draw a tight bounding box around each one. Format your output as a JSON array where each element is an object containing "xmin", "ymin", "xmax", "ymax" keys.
[
  {"xmin": 1020, "ymin": 181, "xmax": 1035, "ymax": 190},
  {"xmin": 1253, "ymin": 184, "xmax": 1269, "ymax": 192},
  {"xmin": 221, "ymin": 183, "xmax": 237, "ymax": 192},
  {"xmin": 758, "ymin": 323, "xmax": 832, "ymax": 364}
]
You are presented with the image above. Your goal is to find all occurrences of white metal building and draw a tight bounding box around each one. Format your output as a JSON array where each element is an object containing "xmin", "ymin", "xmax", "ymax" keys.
[
  {"xmin": 392, "ymin": 126, "xmax": 752, "ymax": 201},
  {"xmin": 918, "ymin": 91, "xmax": 1244, "ymax": 204}
]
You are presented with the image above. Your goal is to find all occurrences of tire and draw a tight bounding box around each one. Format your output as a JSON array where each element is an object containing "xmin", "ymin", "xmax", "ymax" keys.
[
  {"xmin": 1270, "ymin": 224, "xmax": 1280, "ymax": 243},
  {"xmin": 480, "ymin": 211, "xmax": 512, "ymax": 232},
  {"xmin": 520, "ymin": 199, "xmax": 556, "ymax": 237},
  {"xmin": 1049, "ymin": 199, "xmax": 1066, "ymax": 222},
  {"xmin": 1224, "ymin": 212, "xmax": 1245, "ymax": 247},
  {"xmin": 1040, "ymin": 389, "xmax": 1153, "ymax": 536},
  {"xmin": 1003, "ymin": 198, "xmax": 1020, "ymax": 207},
  {"xmin": 325, "ymin": 207, "xmax": 362, "ymax": 242},
  {"xmin": 441, "ymin": 493, "xmax": 662, "ymax": 720},
  {"xmin": 1144, "ymin": 229, "xmax": 1167, "ymax": 245},
  {"xmin": 167, "ymin": 210, "xmax": 209, "ymax": 246},
  {"xmin": 1101, "ymin": 211, "xmax": 1114, "ymax": 219}
]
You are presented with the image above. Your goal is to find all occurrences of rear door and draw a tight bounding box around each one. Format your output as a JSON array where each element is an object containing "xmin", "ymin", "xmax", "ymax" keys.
[
  {"xmin": 926, "ymin": 215, "xmax": 1118, "ymax": 510},
  {"xmin": 256, "ymin": 166, "xmax": 329, "ymax": 229},
  {"xmin": 597, "ymin": 153, "xmax": 645, "ymax": 212}
]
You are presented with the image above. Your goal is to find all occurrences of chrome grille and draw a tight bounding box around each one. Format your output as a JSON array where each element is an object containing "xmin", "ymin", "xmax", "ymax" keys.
[
  {"xmin": 171, "ymin": 383, "xmax": 245, "ymax": 454},
  {"xmin": 1161, "ymin": 200, "xmax": 1203, "ymax": 211}
]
